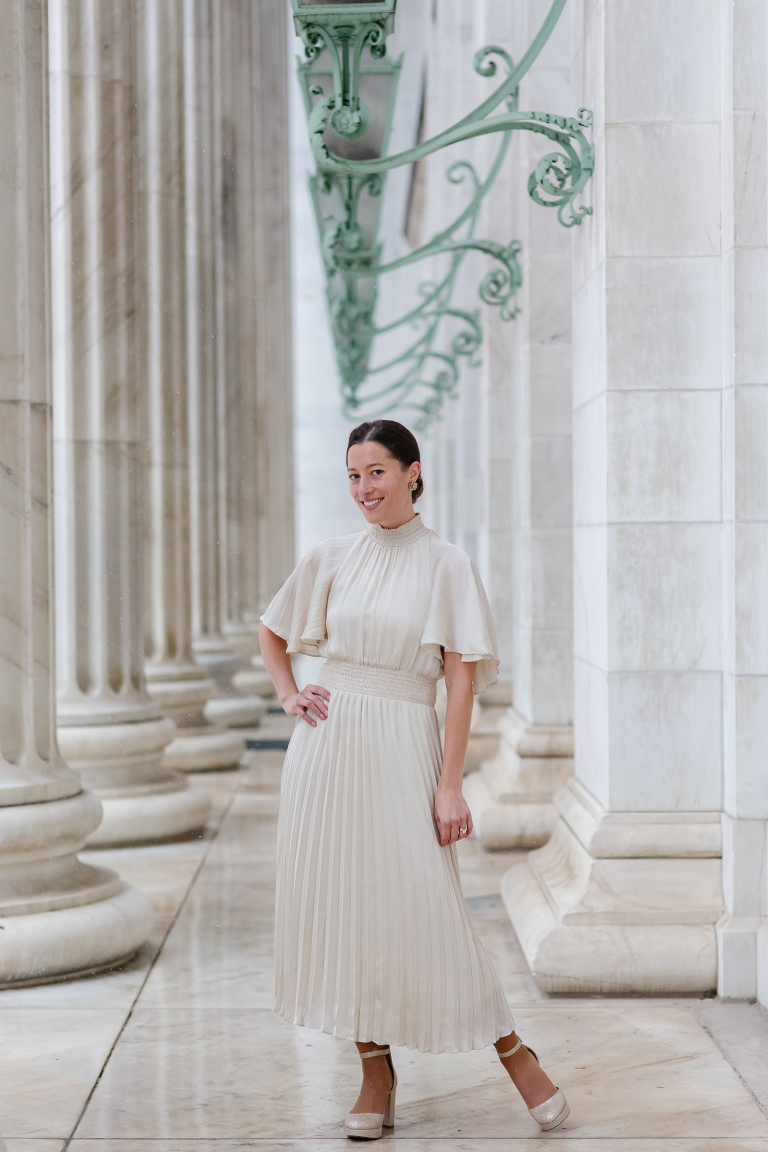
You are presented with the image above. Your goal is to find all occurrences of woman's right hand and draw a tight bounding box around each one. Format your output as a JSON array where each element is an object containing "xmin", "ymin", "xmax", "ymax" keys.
[{"xmin": 283, "ymin": 684, "xmax": 330, "ymax": 727}]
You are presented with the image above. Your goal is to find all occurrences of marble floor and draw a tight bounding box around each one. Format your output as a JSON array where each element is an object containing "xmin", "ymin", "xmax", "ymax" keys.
[{"xmin": 2, "ymin": 726, "xmax": 768, "ymax": 1151}]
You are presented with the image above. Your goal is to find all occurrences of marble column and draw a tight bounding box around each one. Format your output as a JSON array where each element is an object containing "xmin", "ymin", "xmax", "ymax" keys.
[
  {"xmin": 0, "ymin": 0, "xmax": 152, "ymax": 982},
  {"xmin": 50, "ymin": 0, "xmax": 212, "ymax": 844},
  {"xmin": 183, "ymin": 0, "xmax": 264, "ymax": 729},
  {"xmin": 717, "ymin": 0, "xmax": 768, "ymax": 1003},
  {"xmin": 464, "ymin": 0, "xmax": 574, "ymax": 848},
  {"xmin": 139, "ymin": 0, "xmax": 244, "ymax": 772},
  {"xmin": 220, "ymin": 0, "xmax": 294, "ymax": 663},
  {"xmin": 503, "ymin": 0, "xmax": 724, "ymax": 992}
]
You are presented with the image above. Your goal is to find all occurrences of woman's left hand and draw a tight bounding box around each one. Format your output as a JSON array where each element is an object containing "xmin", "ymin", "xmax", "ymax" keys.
[{"xmin": 434, "ymin": 785, "xmax": 473, "ymax": 847}]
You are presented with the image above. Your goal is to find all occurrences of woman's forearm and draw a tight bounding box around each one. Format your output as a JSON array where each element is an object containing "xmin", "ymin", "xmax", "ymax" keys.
[
  {"xmin": 441, "ymin": 687, "xmax": 473, "ymax": 788},
  {"xmin": 439, "ymin": 654, "xmax": 476, "ymax": 791},
  {"xmin": 433, "ymin": 653, "xmax": 477, "ymax": 845},
  {"xmin": 258, "ymin": 622, "xmax": 298, "ymax": 706},
  {"xmin": 259, "ymin": 623, "xmax": 330, "ymax": 727}
]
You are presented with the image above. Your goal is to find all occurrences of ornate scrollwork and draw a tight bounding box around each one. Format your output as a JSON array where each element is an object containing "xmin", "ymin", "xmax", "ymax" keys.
[
  {"xmin": 294, "ymin": 0, "xmax": 595, "ymax": 427},
  {"xmin": 319, "ymin": 135, "xmax": 523, "ymax": 427}
]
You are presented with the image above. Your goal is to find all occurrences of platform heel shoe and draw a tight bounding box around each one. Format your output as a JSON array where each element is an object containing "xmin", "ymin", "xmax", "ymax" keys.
[
  {"xmin": 498, "ymin": 1038, "xmax": 570, "ymax": 1132},
  {"xmin": 345, "ymin": 1046, "xmax": 397, "ymax": 1140}
]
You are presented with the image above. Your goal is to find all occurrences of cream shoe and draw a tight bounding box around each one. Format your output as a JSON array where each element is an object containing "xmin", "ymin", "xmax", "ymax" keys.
[
  {"xmin": 528, "ymin": 1088, "xmax": 570, "ymax": 1131},
  {"xmin": 498, "ymin": 1038, "xmax": 570, "ymax": 1132},
  {"xmin": 345, "ymin": 1046, "xmax": 397, "ymax": 1140}
]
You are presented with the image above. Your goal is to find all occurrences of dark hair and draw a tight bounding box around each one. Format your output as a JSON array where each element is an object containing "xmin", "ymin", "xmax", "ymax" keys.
[{"xmin": 347, "ymin": 420, "xmax": 423, "ymax": 503}]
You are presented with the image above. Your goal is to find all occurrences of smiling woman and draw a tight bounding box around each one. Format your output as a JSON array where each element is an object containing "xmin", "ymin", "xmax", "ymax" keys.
[
  {"xmin": 347, "ymin": 418, "xmax": 423, "ymax": 519},
  {"xmin": 257, "ymin": 419, "xmax": 569, "ymax": 1139}
]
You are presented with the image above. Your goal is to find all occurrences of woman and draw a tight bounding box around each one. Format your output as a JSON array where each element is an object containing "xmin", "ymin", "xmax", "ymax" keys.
[{"xmin": 259, "ymin": 420, "xmax": 569, "ymax": 1139}]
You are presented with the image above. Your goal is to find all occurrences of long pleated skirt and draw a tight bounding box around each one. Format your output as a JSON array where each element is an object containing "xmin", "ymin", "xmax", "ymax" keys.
[{"xmin": 273, "ymin": 683, "xmax": 514, "ymax": 1054}]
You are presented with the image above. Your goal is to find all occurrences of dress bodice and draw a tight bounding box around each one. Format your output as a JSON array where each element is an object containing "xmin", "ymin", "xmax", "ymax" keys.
[
  {"xmin": 325, "ymin": 516, "xmax": 437, "ymax": 678},
  {"xmin": 261, "ymin": 514, "xmax": 500, "ymax": 694}
]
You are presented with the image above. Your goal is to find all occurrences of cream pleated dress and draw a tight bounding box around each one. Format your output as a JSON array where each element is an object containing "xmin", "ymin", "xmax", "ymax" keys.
[{"xmin": 261, "ymin": 513, "xmax": 514, "ymax": 1054}]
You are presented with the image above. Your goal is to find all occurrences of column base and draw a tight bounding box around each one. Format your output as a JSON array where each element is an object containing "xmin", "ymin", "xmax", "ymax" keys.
[
  {"xmin": 0, "ymin": 789, "xmax": 153, "ymax": 984},
  {"xmin": 232, "ymin": 656, "xmax": 276, "ymax": 699},
  {"xmin": 162, "ymin": 725, "xmax": 245, "ymax": 772},
  {"xmin": 0, "ymin": 882, "xmax": 153, "ymax": 987},
  {"xmin": 717, "ymin": 914, "xmax": 764, "ymax": 999},
  {"xmin": 758, "ymin": 921, "xmax": 768, "ymax": 1010},
  {"xmin": 223, "ymin": 625, "xmax": 261, "ymax": 661},
  {"xmin": 194, "ymin": 644, "xmax": 266, "ymax": 726},
  {"xmin": 716, "ymin": 814, "xmax": 767, "ymax": 999},
  {"xmin": 58, "ymin": 717, "xmax": 212, "ymax": 845},
  {"xmin": 192, "ymin": 644, "xmax": 242, "ymax": 692},
  {"xmin": 91, "ymin": 782, "xmax": 212, "ymax": 846},
  {"xmin": 204, "ymin": 695, "xmax": 266, "ymax": 729},
  {"xmin": 463, "ymin": 710, "xmax": 573, "ymax": 849},
  {"xmin": 501, "ymin": 779, "xmax": 722, "ymax": 994},
  {"xmin": 463, "ymin": 682, "xmax": 511, "ymax": 774},
  {"xmin": 144, "ymin": 675, "xmax": 246, "ymax": 771}
]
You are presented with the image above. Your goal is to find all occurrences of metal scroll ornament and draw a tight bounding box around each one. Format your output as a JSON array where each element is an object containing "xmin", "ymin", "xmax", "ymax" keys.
[{"xmin": 292, "ymin": 0, "xmax": 594, "ymax": 429}]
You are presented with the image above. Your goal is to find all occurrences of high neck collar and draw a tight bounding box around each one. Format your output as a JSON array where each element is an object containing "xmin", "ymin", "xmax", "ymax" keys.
[{"xmin": 366, "ymin": 513, "xmax": 429, "ymax": 548}]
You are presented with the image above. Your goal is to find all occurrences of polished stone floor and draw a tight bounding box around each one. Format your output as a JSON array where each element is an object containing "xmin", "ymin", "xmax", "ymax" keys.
[{"xmin": 2, "ymin": 729, "xmax": 768, "ymax": 1150}]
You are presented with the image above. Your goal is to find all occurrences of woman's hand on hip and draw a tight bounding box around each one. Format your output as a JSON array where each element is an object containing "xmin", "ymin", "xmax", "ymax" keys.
[
  {"xmin": 434, "ymin": 785, "xmax": 473, "ymax": 847},
  {"xmin": 283, "ymin": 684, "xmax": 330, "ymax": 726}
]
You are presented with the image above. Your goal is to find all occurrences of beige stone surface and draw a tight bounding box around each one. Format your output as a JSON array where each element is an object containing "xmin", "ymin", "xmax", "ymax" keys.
[{"xmin": 0, "ymin": 751, "xmax": 766, "ymax": 1143}]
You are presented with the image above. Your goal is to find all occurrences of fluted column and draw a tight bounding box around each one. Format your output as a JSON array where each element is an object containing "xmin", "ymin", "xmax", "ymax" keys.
[
  {"xmin": 0, "ymin": 0, "xmax": 151, "ymax": 983},
  {"xmin": 220, "ymin": 0, "xmax": 294, "ymax": 663},
  {"xmin": 139, "ymin": 0, "xmax": 244, "ymax": 771},
  {"xmin": 183, "ymin": 0, "xmax": 264, "ymax": 728},
  {"xmin": 50, "ymin": 0, "xmax": 212, "ymax": 844}
]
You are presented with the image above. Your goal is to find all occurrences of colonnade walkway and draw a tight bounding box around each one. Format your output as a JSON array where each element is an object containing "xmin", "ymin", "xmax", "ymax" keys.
[{"xmin": 2, "ymin": 726, "xmax": 768, "ymax": 1148}]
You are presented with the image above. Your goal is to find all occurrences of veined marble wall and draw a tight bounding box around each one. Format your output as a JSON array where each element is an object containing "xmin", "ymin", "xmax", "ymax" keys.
[{"xmin": 504, "ymin": 0, "xmax": 768, "ymax": 1001}]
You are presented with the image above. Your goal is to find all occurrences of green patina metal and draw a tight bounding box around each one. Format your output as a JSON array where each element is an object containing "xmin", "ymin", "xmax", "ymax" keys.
[{"xmin": 292, "ymin": 0, "xmax": 594, "ymax": 428}]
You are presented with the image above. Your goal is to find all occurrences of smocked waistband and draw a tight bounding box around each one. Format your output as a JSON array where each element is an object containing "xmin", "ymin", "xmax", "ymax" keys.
[{"xmin": 317, "ymin": 659, "xmax": 437, "ymax": 707}]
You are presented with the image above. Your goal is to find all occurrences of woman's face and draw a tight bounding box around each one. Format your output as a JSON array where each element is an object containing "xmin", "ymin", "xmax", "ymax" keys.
[{"xmin": 347, "ymin": 440, "xmax": 420, "ymax": 527}]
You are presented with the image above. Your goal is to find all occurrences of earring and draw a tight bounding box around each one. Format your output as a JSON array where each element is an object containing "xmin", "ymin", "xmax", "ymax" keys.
[{"xmin": 408, "ymin": 480, "xmax": 418, "ymax": 491}]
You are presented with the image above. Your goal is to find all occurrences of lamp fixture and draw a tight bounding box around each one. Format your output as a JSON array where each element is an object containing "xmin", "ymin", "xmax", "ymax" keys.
[{"xmin": 292, "ymin": 0, "xmax": 594, "ymax": 428}]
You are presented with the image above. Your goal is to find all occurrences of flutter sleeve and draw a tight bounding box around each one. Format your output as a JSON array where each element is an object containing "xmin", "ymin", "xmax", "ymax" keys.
[
  {"xmin": 260, "ymin": 536, "xmax": 355, "ymax": 657},
  {"xmin": 420, "ymin": 543, "xmax": 500, "ymax": 694}
]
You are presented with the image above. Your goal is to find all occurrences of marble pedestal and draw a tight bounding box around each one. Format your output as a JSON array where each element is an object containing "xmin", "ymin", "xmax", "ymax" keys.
[
  {"xmin": 716, "ymin": 815, "xmax": 768, "ymax": 999},
  {"xmin": 232, "ymin": 655, "xmax": 277, "ymax": 700},
  {"xmin": 464, "ymin": 710, "xmax": 573, "ymax": 849},
  {"xmin": 502, "ymin": 779, "xmax": 722, "ymax": 994},
  {"xmin": 194, "ymin": 643, "xmax": 267, "ymax": 729},
  {"xmin": 0, "ymin": 789, "xmax": 153, "ymax": 986},
  {"xmin": 224, "ymin": 627, "xmax": 262, "ymax": 663},
  {"xmin": 57, "ymin": 719, "xmax": 211, "ymax": 847},
  {"xmin": 146, "ymin": 671, "xmax": 245, "ymax": 773}
]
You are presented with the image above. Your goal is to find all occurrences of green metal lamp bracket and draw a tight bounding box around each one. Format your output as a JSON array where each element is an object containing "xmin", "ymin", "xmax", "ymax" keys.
[{"xmin": 292, "ymin": 0, "xmax": 594, "ymax": 428}]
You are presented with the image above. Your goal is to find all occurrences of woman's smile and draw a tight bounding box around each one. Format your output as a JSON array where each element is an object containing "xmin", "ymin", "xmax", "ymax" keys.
[{"xmin": 347, "ymin": 437, "xmax": 420, "ymax": 527}]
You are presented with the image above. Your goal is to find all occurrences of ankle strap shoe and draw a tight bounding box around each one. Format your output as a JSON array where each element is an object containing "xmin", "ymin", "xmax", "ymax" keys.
[{"xmin": 344, "ymin": 1047, "xmax": 397, "ymax": 1140}]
